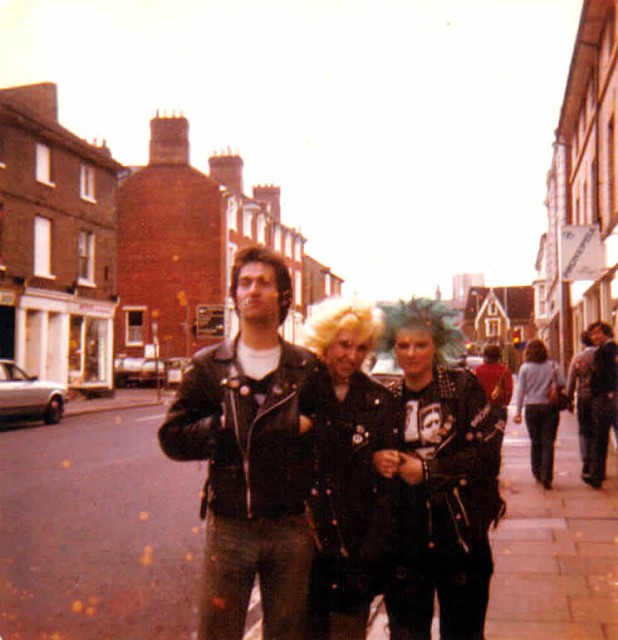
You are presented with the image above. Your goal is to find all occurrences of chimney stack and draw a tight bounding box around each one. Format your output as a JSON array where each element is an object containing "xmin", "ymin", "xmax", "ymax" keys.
[
  {"xmin": 209, "ymin": 152, "xmax": 244, "ymax": 196},
  {"xmin": 149, "ymin": 113, "xmax": 190, "ymax": 165},
  {"xmin": 252, "ymin": 185, "xmax": 281, "ymax": 222}
]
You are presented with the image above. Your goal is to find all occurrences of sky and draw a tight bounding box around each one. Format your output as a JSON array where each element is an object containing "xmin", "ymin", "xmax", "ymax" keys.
[{"xmin": 1, "ymin": 0, "xmax": 584, "ymax": 302}]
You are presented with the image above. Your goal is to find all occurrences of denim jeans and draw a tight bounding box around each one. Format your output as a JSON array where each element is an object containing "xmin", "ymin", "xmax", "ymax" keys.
[
  {"xmin": 576, "ymin": 397, "xmax": 594, "ymax": 475},
  {"xmin": 524, "ymin": 404, "xmax": 559, "ymax": 486},
  {"xmin": 198, "ymin": 512, "xmax": 314, "ymax": 640},
  {"xmin": 589, "ymin": 394, "xmax": 615, "ymax": 484}
]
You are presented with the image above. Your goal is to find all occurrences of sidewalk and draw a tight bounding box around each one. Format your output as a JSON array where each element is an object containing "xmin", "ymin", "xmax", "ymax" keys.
[
  {"xmin": 369, "ymin": 408, "xmax": 618, "ymax": 640},
  {"xmin": 64, "ymin": 387, "xmax": 174, "ymax": 417},
  {"xmin": 64, "ymin": 390, "xmax": 617, "ymax": 639}
]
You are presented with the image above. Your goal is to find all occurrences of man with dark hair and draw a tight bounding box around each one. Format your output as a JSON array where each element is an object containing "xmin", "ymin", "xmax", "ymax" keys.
[
  {"xmin": 159, "ymin": 244, "xmax": 317, "ymax": 640},
  {"xmin": 587, "ymin": 321, "xmax": 617, "ymax": 488},
  {"xmin": 566, "ymin": 330, "xmax": 597, "ymax": 484}
]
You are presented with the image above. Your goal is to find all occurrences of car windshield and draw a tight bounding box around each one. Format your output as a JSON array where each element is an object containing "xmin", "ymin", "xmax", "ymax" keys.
[{"xmin": 1, "ymin": 362, "xmax": 30, "ymax": 381}]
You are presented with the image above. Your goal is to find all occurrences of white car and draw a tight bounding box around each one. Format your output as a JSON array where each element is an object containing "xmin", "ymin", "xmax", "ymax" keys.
[{"xmin": 0, "ymin": 360, "xmax": 68, "ymax": 424}]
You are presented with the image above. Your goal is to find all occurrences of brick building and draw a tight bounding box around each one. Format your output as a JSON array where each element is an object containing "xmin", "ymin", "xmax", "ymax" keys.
[
  {"xmin": 303, "ymin": 254, "xmax": 344, "ymax": 314},
  {"xmin": 538, "ymin": 0, "xmax": 616, "ymax": 368},
  {"xmin": 0, "ymin": 82, "xmax": 122, "ymax": 392},
  {"xmin": 115, "ymin": 113, "xmax": 332, "ymax": 362}
]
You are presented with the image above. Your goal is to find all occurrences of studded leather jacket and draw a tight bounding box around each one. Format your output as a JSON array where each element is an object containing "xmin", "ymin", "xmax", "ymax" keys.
[
  {"xmin": 302, "ymin": 365, "xmax": 398, "ymax": 565},
  {"xmin": 158, "ymin": 338, "xmax": 317, "ymax": 520},
  {"xmin": 387, "ymin": 365, "xmax": 506, "ymax": 558}
]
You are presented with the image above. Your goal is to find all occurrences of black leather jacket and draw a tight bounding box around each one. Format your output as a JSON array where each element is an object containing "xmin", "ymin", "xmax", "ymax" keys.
[
  {"xmin": 302, "ymin": 365, "xmax": 398, "ymax": 563},
  {"xmin": 158, "ymin": 339, "xmax": 317, "ymax": 520},
  {"xmin": 387, "ymin": 366, "xmax": 506, "ymax": 559}
]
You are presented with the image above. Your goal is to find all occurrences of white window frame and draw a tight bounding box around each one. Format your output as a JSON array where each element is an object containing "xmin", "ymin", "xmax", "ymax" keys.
[
  {"xmin": 257, "ymin": 214, "xmax": 266, "ymax": 244},
  {"xmin": 485, "ymin": 318, "xmax": 500, "ymax": 337},
  {"xmin": 243, "ymin": 209, "xmax": 253, "ymax": 239},
  {"xmin": 273, "ymin": 227, "xmax": 282, "ymax": 252},
  {"xmin": 34, "ymin": 215, "xmax": 54, "ymax": 278},
  {"xmin": 35, "ymin": 142, "xmax": 55, "ymax": 186},
  {"xmin": 227, "ymin": 200, "xmax": 237, "ymax": 232},
  {"xmin": 80, "ymin": 164, "xmax": 96, "ymax": 202},
  {"xmin": 294, "ymin": 238, "xmax": 302, "ymax": 262},
  {"xmin": 77, "ymin": 230, "xmax": 95, "ymax": 285},
  {"xmin": 125, "ymin": 307, "xmax": 146, "ymax": 346},
  {"xmin": 294, "ymin": 270, "xmax": 302, "ymax": 306},
  {"xmin": 324, "ymin": 273, "xmax": 331, "ymax": 297},
  {"xmin": 284, "ymin": 232, "xmax": 292, "ymax": 258}
]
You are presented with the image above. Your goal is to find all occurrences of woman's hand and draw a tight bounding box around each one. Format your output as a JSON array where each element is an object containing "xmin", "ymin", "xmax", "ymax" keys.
[
  {"xmin": 299, "ymin": 415, "xmax": 313, "ymax": 434},
  {"xmin": 398, "ymin": 453, "xmax": 425, "ymax": 486},
  {"xmin": 513, "ymin": 414, "xmax": 522, "ymax": 424},
  {"xmin": 373, "ymin": 449, "xmax": 401, "ymax": 478}
]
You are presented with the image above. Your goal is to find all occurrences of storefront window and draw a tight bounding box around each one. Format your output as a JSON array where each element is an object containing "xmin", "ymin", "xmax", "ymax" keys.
[{"xmin": 69, "ymin": 315, "xmax": 107, "ymax": 384}]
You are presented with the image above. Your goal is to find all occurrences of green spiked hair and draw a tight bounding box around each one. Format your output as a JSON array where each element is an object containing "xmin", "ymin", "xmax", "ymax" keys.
[{"xmin": 379, "ymin": 297, "xmax": 465, "ymax": 364}]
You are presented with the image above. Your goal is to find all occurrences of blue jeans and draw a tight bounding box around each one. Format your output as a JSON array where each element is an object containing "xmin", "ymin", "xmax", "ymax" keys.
[
  {"xmin": 199, "ymin": 513, "xmax": 314, "ymax": 640},
  {"xmin": 589, "ymin": 394, "xmax": 615, "ymax": 484},
  {"xmin": 524, "ymin": 404, "xmax": 559, "ymax": 486},
  {"xmin": 576, "ymin": 397, "xmax": 594, "ymax": 475}
]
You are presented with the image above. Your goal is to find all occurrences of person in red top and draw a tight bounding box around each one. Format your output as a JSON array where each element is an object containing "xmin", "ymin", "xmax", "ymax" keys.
[{"xmin": 474, "ymin": 344, "xmax": 513, "ymax": 426}]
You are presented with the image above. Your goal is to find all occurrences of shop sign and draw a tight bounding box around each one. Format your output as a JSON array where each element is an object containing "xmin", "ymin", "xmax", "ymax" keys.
[
  {"xmin": 561, "ymin": 225, "xmax": 602, "ymax": 281},
  {"xmin": 196, "ymin": 305, "xmax": 224, "ymax": 337}
]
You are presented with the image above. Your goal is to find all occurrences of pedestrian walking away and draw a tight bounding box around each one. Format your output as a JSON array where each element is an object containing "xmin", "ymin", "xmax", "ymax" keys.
[
  {"xmin": 513, "ymin": 338, "xmax": 565, "ymax": 490},
  {"xmin": 586, "ymin": 320, "xmax": 617, "ymax": 489},
  {"xmin": 373, "ymin": 299, "xmax": 506, "ymax": 640},
  {"xmin": 300, "ymin": 297, "xmax": 398, "ymax": 640},
  {"xmin": 565, "ymin": 330, "xmax": 596, "ymax": 485},
  {"xmin": 158, "ymin": 245, "xmax": 317, "ymax": 640}
]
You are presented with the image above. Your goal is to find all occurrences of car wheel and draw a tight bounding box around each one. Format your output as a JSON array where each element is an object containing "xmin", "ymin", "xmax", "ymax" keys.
[{"xmin": 44, "ymin": 396, "xmax": 63, "ymax": 424}]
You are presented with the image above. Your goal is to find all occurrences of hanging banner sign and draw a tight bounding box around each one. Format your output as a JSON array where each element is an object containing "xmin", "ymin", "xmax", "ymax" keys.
[{"xmin": 561, "ymin": 225, "xmax": 602, "ymax": 281}]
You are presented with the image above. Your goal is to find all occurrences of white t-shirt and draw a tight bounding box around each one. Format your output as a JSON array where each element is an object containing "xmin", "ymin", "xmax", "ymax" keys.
[{"xmin": 237, "ymin": 340, "xmax": 281, "ymax": 381}]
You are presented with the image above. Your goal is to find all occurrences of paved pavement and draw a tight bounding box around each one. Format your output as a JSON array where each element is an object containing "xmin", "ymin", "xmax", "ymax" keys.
[{"xmin": 66, "ymin": 389, "xmax": 617, "ymax": 639}]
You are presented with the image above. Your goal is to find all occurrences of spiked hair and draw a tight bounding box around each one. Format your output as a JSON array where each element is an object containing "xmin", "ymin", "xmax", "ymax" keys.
[{"xmin": 379, "ymin": 297, "xmax": 465, "ymax": 364}]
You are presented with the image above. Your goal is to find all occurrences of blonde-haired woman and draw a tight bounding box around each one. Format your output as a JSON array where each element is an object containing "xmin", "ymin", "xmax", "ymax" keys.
[{"xmin": 300, "ymin": 296, "xmax": 397, "ymax": 640}]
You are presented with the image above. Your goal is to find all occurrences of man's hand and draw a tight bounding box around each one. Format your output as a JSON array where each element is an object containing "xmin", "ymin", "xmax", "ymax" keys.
[
  {"xmin": 373, "ymin": 449, "xmax": 401, "ymax": 478},
  {"xmin": 397, "ymin": 453, "xmax": 424, "ymax": 486}
]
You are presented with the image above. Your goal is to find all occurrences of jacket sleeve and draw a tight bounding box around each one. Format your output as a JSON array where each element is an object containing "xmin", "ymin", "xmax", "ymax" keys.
[
  {"xmin": 426, "ymin": 372, "xmax": 502, "ymax": 486},
  {"xmin": 515, "ymin": 365, "xmax": 526, "ymax": 413},
  {"xmin": 502, "ymin": 366, "xmax": 514, "ymax": 405},
  {"xmin": 566, "ymin": 357, "xmax": 578, "ymax": 401},
  {"xmin": 158, "ymin": 357, "xmax": 223, "ymax": 461}
]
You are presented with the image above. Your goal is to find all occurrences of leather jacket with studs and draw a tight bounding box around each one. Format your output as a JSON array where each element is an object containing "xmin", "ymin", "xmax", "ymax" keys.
[
  {"xmin": 158, "ymin": 338, "xmax": 318, "ymax": 520},
  {"xmin": 386, "ymin": 365, "xmax": 506, "ymax": 558},
  {"xmin": 301, "ymin": 364, "xmax": 398, "ymax": 565}
]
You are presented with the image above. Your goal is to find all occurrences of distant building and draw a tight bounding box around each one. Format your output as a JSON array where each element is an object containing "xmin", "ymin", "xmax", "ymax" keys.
[
  {"xmin": 0, "ymin": 82, "xmax": 122, "ymax": 393},
  {"xmin": 538, "ymin": 0, "xmax": 617, "ymax": 367},
  {"xmin": 303, "ymin": 254, "xmax": 344, "ymax": 316},
  {"xmin": 461, "ymin": 286, "xmax": 535, "ymax": 371},
  {"xmin": 115, "ymin": 113, "xmax": 339, "ymax": 361},
  {"xmin": 452, "ymin": 273, "xmax": 485, "ymax": 308}
]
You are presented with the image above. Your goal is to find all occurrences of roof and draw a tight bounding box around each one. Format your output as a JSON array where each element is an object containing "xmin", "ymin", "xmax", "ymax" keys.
[
  {"xmin": 463, "ymin": 286, "xmax": 535, "ymax": 322},
  {"xmin": 0, "ymin": 86, "xmax": 123, "ymax": 173}
]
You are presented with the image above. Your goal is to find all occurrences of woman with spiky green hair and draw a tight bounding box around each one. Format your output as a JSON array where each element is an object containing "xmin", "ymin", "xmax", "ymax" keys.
[{"xmin": 373, "ymin": 298, "xmax": 505, "ymax": 640}]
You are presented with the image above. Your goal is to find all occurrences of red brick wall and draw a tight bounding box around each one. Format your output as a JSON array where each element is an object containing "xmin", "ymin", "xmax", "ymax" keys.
[{"xmin": 115, "ymin": 164, "xmax": 226, "ymax": 359}]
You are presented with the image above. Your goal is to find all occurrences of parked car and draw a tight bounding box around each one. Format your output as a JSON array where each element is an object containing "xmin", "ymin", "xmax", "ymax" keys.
[
  {"xmin": 114, "ymin": 357, "xmax": 166, "ymax": 388},
  {"xmin": 0, "ymin": 359, "xmax": 68, "ymax": 424}
]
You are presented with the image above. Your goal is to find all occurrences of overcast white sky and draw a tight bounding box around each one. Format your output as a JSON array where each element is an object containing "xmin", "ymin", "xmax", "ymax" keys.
[{"xmin": 2, "ymin": 0, "xmax": 583, "ymax": 302}]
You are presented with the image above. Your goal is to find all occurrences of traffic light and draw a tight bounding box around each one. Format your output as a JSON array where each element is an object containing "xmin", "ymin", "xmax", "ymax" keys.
[{"xmin": 512, "ymin": 328, "xmax": 523, "ymax": 349}]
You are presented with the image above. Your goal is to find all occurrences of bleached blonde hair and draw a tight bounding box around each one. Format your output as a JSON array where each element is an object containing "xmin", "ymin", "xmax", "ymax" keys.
[{"xmin": 301, "ymin": 296, "xmax": 385, "ymax": 359}]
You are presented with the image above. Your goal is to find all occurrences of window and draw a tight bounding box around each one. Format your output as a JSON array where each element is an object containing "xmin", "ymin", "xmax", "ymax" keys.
[
  {"xmin": 324, "ymin": 273, "xmax": 331, "ymax": 297},
  {"xmin": 294, "ymin": 271, "xmax": 302, "ymax": 306},
  {"xmin": 34, "ymin": 216, "xmax": 53, "ymax": 277},
  {"xmin": 273, "ymin": 227, "xmax": 282, "ymax": 252},
  {"xmin": 485, "ymin": 318, "xmax": 500, "ymax": 337},
  {"xmin": 77, "ymin": 231, "xmax": 95, "ymax": 284},
  {"xmin": 125, "ymin": 309, "xmax": 145, "ymax": 345},
  {"xmin": 80, "ymin": 164, "xmax": 96, "ymax": 202},
  {"xmin": 227, "ymin": 200, "xmax": 237, "ymax": 231},
  {"xmin": 294, "ymin": 238, "xmax": 302, "ymax": 262},
  {"xmin": 256, "ymin": 215, "xmax": 266, "ymax": 244},
  {"xmin": 243, "ymin": 209, "xmax": 253, "ymax": 238},
  {"xmin": 488, "ymin": 301, "xmax": 497, "ymax": 316},
  {"xmin": 35, "ymin": 143, "xmax": 54, "ymax": 185},
  {"xmin": 284, "ymin": 232, "xmax": 292, "ymax": 258}
]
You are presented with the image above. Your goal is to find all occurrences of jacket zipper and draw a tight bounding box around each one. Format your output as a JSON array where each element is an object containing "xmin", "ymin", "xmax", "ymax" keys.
[{"xmin": 231, "ymin": 389, "xmax": 296, "ymax": 519}]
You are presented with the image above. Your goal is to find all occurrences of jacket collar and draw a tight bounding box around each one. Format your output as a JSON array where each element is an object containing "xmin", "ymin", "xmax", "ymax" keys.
[{"xmin": 391, "ymin": 364, "xmax": 458, "ymax": 400}]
